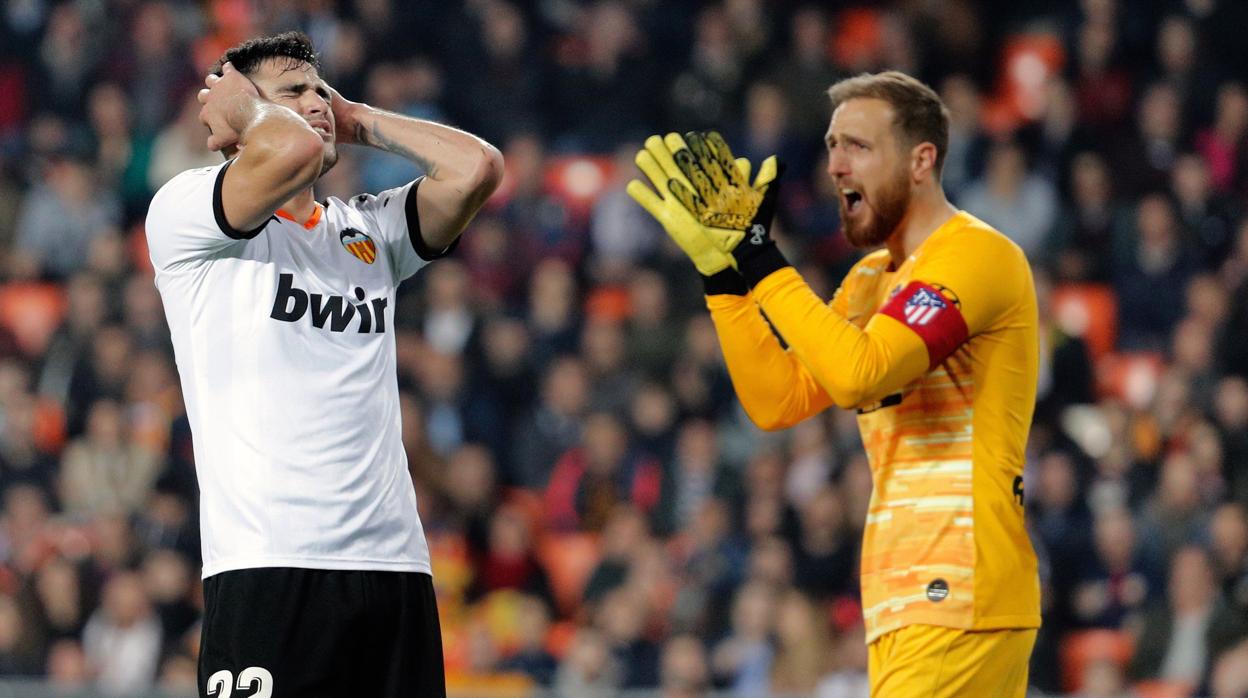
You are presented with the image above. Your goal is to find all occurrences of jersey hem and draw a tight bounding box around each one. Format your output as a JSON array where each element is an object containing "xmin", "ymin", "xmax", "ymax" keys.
[
  {"xmin": 865, "ymin": 613, "xmax": 1041, "ymax": 644},
  {"xmin": 202, "ymin": 556, "xmax": 432, "ymax": 579}
]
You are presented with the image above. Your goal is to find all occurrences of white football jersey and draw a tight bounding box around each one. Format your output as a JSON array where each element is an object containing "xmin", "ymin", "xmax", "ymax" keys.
[{"xmin": 146, "ymin": 160, "xmax": 439, "ymax": 578}]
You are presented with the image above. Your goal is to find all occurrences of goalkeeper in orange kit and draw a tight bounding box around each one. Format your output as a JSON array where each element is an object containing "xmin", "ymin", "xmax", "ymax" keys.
[{"xmin": 628, "ymin": 71, "xmax": 1041, "ymax": 697}]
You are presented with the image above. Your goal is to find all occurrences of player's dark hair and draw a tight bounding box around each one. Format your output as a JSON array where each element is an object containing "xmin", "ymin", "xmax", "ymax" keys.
[
  {"xmin": 212, "ymin": 31, "xmax": 320, "ymax": 78},
  {"xmin": 827, "ymin": 71, "xmax": 950, "ymax": 177}
]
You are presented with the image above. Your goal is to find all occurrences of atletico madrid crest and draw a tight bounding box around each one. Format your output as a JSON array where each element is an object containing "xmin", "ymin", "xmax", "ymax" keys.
[{"xmin": 340, "ymin": 228, "xmax": 376, "ymax": 264}]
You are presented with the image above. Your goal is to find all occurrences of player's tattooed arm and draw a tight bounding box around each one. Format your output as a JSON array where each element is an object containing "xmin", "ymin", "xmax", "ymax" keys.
[{"xmin": 329, "ymin": 86, "xmax": 502, "ymax": 250}]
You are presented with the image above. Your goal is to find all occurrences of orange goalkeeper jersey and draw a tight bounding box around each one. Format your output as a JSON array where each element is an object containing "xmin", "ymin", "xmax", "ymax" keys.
[{"xmin": 708, "ymin": 211, "xmax": 1040, "ymax": 643}]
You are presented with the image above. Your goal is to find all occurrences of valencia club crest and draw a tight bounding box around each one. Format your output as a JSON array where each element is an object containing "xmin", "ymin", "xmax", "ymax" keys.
[{"xmin": 340, "ymin": 228, "xmax": 376, "ymax": 264}]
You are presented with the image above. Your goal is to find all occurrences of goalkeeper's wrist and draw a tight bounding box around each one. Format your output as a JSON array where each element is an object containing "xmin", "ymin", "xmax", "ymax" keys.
[
  {"xmin": 701, "ymin": 268, "xmax": 748, "ymax": 296},
  {"xmin": 734, "ymin": 242, "xmax": 791, "ymax": 288}
]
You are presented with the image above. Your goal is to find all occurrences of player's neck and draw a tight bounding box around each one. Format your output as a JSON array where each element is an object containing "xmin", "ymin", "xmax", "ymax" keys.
[
  {"xmin": 886, "ymin": 186, "xmax": 958, "ymax": 266},
  {"xmin": 279, "ymin": 187, "xmax": 318, "ymax": 222}
]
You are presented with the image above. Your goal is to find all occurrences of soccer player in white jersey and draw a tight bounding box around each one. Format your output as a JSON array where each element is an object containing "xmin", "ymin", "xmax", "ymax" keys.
[{"xmin": 144, "ymin": 33, "xmax": 501, "ymax": 697}]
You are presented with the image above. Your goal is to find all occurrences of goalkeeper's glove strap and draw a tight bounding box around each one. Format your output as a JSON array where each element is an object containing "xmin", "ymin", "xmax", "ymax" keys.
[
  {"xmin": 701, "ymin": 268, "xmax": 749, "ymax": 296},
  {"xmin": 736, "ymin": 243, "xmax": 791, "ymax": 288}
]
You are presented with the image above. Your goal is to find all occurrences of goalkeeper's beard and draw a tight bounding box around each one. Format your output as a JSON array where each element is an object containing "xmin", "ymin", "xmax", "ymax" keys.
[{"xmin": 841, "ymin": 165, "xmax": 910, "ymax": 250}]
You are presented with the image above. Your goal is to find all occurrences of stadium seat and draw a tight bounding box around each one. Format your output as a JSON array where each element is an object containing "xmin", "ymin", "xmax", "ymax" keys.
[
  {"xmin": 544, "ymin": 155, "xmax": 615, "ymax": 220},
  {"xmin": 535, "ymin": 531, "xmax": 601, "ymax": 617},
  {"xmin": 129, "ymin": 222, "xmax": 154, "ymax": 275},
  {"xmin": 544, "ymin": 619, "xmax": 577, "ymax": 659},
  {"xmin": 1052, "ymin": 283, "xmax": 1118, "ymax": 360},
  {"xmin": 1060, "ymin": 628, "xmax": 1134, "ymax": 694},
  {"xmin": 1133, "ymin": 679, "xmax": 1196, "ymax": 698},
  {"xmin": 0, "ymin": 282, "xmax": 67, "ymax": 357},
  {"xmin": 1097, "ymin": 351, "xmax": 1165, "ymax": 408},
  {"xmin": 32, "ymin": 398, "xmax": 65, "ymax": 454},
  {"xmin": 982, "ymin": 32, "xmax": 1066, "ymax": 133}
]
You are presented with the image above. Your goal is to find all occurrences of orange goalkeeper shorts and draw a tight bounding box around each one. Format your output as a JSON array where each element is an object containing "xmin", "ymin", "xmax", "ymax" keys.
[{"xmin": 868, "ymin": 624, "xmax": 1036, "ymax": 697}]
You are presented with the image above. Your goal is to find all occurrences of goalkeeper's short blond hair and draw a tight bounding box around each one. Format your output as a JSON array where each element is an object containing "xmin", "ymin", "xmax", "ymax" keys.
[{"xmin": 827, "ymin": 71, "xmax": 951, "ymax": 177}]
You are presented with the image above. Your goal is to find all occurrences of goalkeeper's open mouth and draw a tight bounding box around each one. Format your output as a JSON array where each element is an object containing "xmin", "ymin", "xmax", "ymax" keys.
[{"xmin": 841, "ymin": 188, "xmax": 864, "ymax": 215}]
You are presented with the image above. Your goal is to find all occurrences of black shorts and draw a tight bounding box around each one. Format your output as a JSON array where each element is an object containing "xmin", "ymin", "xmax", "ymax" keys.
[{"xmin": 198, "ymin": 567, "xmax": 445, "ymax": 698}]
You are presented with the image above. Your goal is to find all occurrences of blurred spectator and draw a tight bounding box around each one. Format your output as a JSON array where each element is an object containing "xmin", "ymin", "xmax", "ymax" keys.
[
  {"xmin": 0, "ymin": 391, "xmax": 58, "ymax": 496},
  {"xmin": 669, "ymin": 497, "xmax": 746, "ymax": 637},
  {"xmin": 26, "ymin": 556, "xmax": 87, "ymax": 647},
  {"xmin": 710, "ymin": 580, "xmax": 774, "ymax": 694},
  {"xmin": 469, "ymin": 500, "xmax": 554, "ymax": 608},
  {"xmin": 771, "ymin": 6, "xmax": 842, "ymax": 141},
  {"xmin": 82, "ymin": 570, "xmax": 161, "ymax": 695},
  {"xmin": 1209, "ymin": 502, "xmax": 1248, "ymax": 611},
  {"xmin": 1210, "ymin": 638, "xmax": 1248, "ymax": 698},
  {"xmin": 659, "ymin": 633, "xmax": 710, "ymax": 698},
  {"xmin": 58, "ymin": 399, "xmax": 161, "ymax": 518},
  {"xmin": 105, "ymin": 1, "xmax": 196, "ymax": 136},
  {"xmin": 12, "ymin": 155, "xmax": 121, "ymax": 280},
  {"xmin": 358, "ymin": 59, "xmax": 446, "ymax": 192},
  {"xmin": 496, "ymin": 594, "xmax": 558, "ymax": 686},
  {"xmin": 591, "ymin": 146, "xmax": 665, "ymax": 278},
  {"xmin": 34, "ymin": 3, "xmax": 102, "ymax": 119},
  {"xmin": 596, "ymin": 586, "xmax": 660, "ymax": 688},
  {"xmin": 446, "ymin": 1, "xmax": 542, "ymax": 145},
  {"xmin": 553, "ymin": 627, "xmax": 620, "ymax": 696},
  {"xmin": 1113, "ymin": 193, "xmax": 1195, "ymax": 349},
  {"xmin": 668, "ymin": 5, "xmax": 746, "ymax": 132},
  {"xmin": 1172, "ymin": 153, "xmax": 1240, "ymax": 271},
  {"xmin": 1151, "ymin": 15, "xmax": 1218, "ymax": 130},
  {"xmin": 580, "ymin": 316, "xmax": 640, "ymax": 414},
  {"xmin": 544, "ymin": 410, "xmax": 660, "ymax": 532},
  {"xmin": 1049, "ymin": 152, "xmax": 1119, "ymax": 281},
  {"xmin": 510, "ymin": 354, "xmax": 587, "ymax": 489},
  {"xmin": 1194, "ymin": 81, "xmax": 1248, "ymax": 195},
  {"xmin": 1070, "ymin": 14, "xmax": 1133, "ymax": 133},
  {"xmin": 433, "ymin": 443, "xmax": 497, "ymax": 544},
  {"xmin": 1212, "ymin": 376, "xmax": 1248, "ymax": 504},
  {"xmin": 86, "ymin": 82, "xmax": 150, "ymax": 215},
  {"xmin": 548, "ymin": 1, "xmax": 655, "ymax": 151},
  {"xmin": 732, "ymin": 81, "xmax": 811, "ymax": 185},
  {"xmin": 959, "ymin": 139, "xmax": 1059, "ymax": 259},
  {"xmin": 939, "ymin": 74, "xmax": 989, "ymax": 201},
  {"xmin": 656, "ymin": 419, "xmax": 739, "ymax": 537},
  {"xmin": 770, "ymin": 588, "xmax": 834, "ymax": 695},
  {"xmin": 815, "ymin": 623, "xmax": 869, "ymax": 697},
  {"xmin": 791, "ymin": 484, "xmax": 857, "ymax": 600},
  {"xmin": 0, "ymin": 593, "xmax": 40, "ymax": 674},
  {"xmin": 147, "ymin": 93, "xmax": 220, "ymax": 191},
  {"xmin": 496, "ymin": 137, "xmax": 583, "ymax": 269},
  {"xmin": 415, "ymin": 349, "xmax": 504, "ymax": 459},
  {"xmin": 1138, "ymin": 452, "xmax": 1210, "ymax": 562},
  {"xmin": 45, "ymin": 638, "xmax": 89, "ymax": 687},
  {"xmin": 1109, "ymin": 81, "xmax": 1184, "ymax": 198},
  {"xmin": 1073, "ymin": 506, "xmax": 1158, "ymax": 628},
  {"xmin": 1128, "ymin": 545, "xmax": 1247, "ymax": 689},
  {"xmin": 629, "ymin": 381, "xmax": 678, "ymax": 470},
  {"xmin": 140, "ymin": 549, "xmax": 197, "ymax": 655}
]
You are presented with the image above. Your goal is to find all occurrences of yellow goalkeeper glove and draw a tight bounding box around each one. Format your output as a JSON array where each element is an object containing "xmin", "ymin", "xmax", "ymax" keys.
[
  {"xmin": 669, "ymin": 131, "xmax": 787, "ymax": 287},
  {"xmin": 626, "ymin": 134, "xmax": 742, "ymax": 276}
]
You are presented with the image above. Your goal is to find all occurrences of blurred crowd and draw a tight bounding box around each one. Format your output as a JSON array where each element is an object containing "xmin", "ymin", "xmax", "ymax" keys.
[{"xmin": 1, "ymin": 0, "xmax": 1248, "ymax": 696}]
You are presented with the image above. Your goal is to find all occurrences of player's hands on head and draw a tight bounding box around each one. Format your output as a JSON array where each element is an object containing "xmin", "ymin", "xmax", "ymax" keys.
[
  {"xmin": 197, "ymin": 62, "xmax": 260, "ymax": 153},
  {"xmin": 626, "ymin": 134, "xmax": 739, "ymax": 276},
  {"xmin": 326, "ymin": 84, "xmax": 365, "ymax": 146}
]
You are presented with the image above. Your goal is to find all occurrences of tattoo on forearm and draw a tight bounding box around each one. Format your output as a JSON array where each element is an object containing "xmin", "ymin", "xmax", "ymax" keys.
[{"xmin": 364, "ymin": 119, "xmax": 439, "ymax": 177}]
